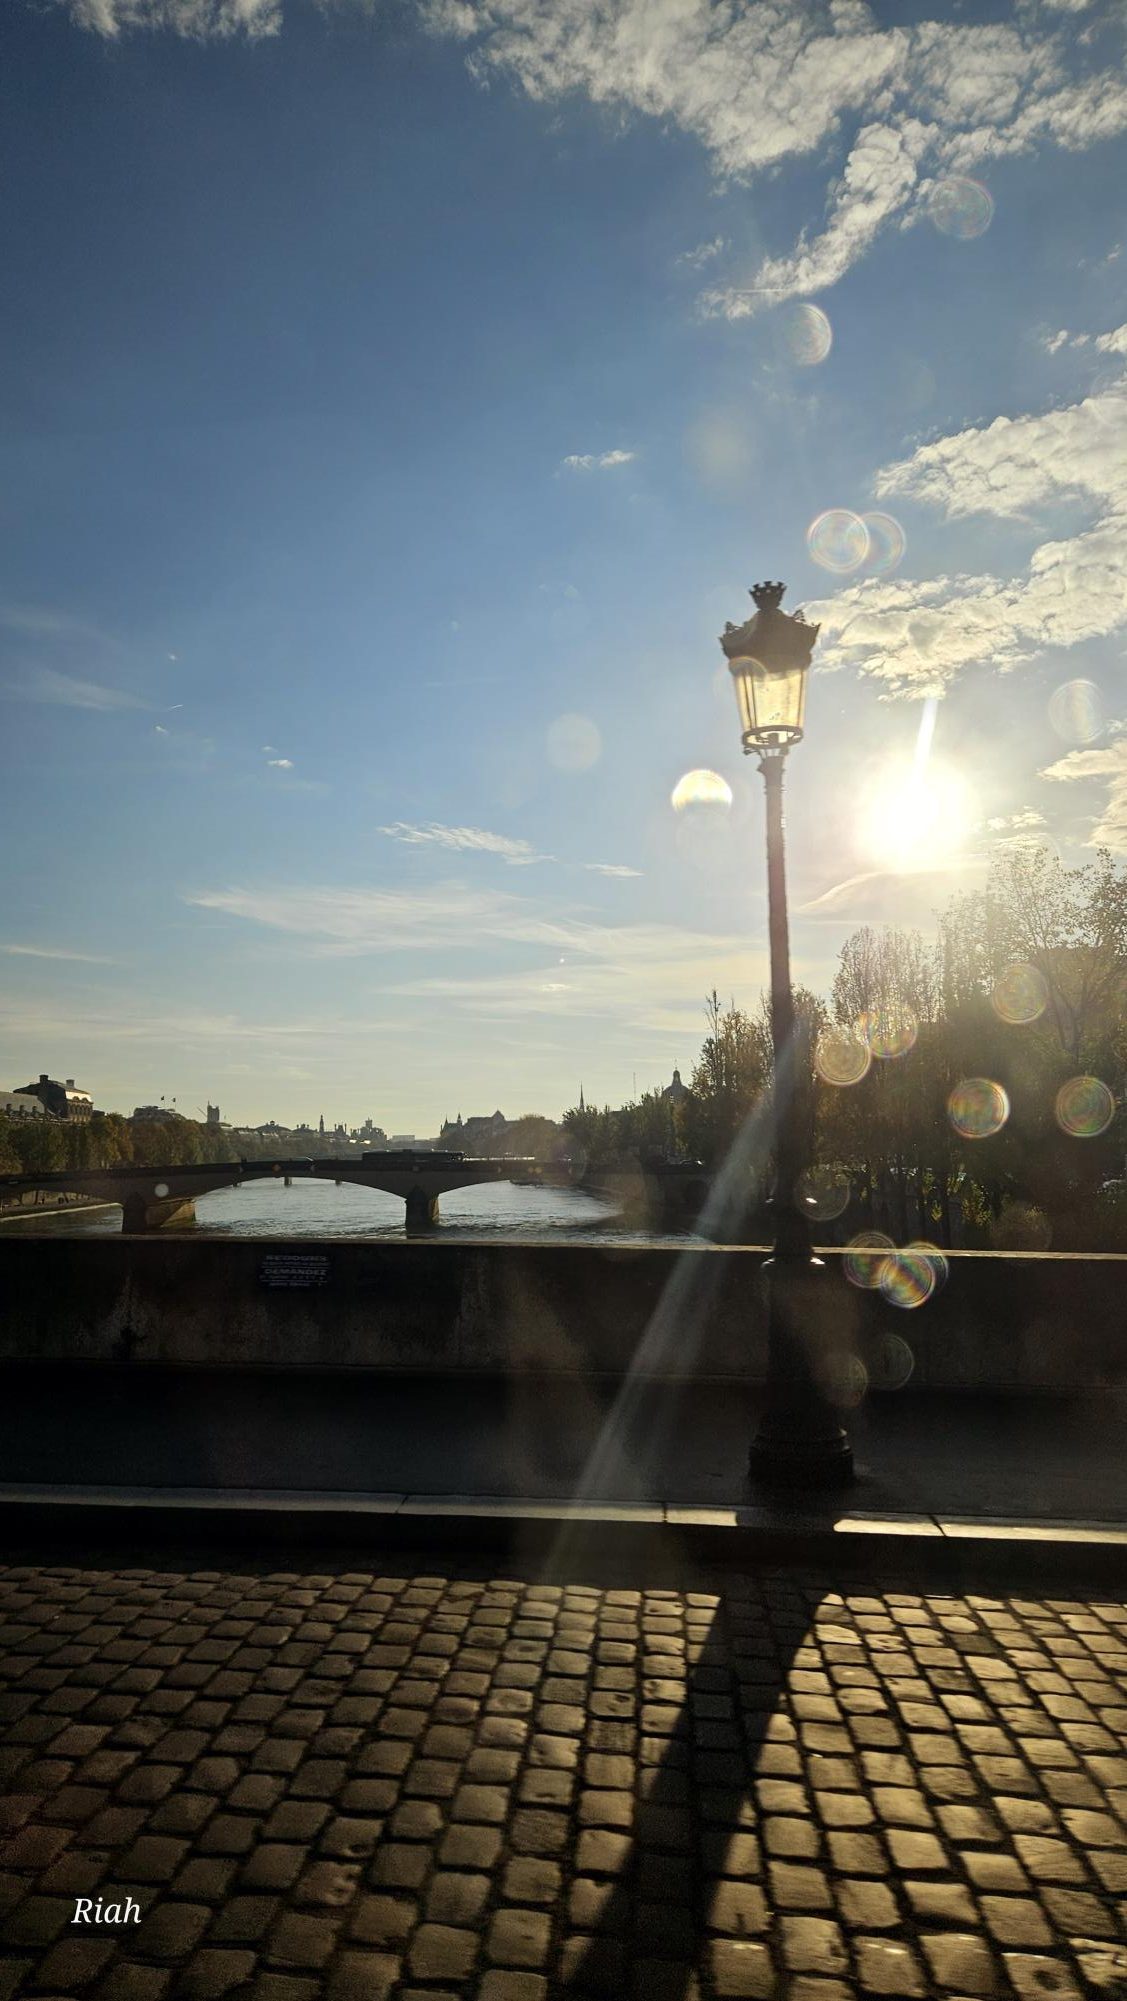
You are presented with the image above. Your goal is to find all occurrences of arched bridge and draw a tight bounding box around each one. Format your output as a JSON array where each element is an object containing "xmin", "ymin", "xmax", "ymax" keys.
[{"xmin": 0, "ymin": 1154, "xmax": 574, "ymax": 1232}]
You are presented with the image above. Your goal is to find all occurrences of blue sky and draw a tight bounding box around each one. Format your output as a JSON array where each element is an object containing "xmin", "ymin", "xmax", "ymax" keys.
[{"xmin": 3, "ymin": 0, "xmax": 1126, "ymax": 1129}]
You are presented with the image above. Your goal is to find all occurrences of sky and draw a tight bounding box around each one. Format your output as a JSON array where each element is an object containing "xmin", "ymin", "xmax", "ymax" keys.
[{"xmin": 2, "ymin": 0, "xmax": 1126, "ymax": 1132}]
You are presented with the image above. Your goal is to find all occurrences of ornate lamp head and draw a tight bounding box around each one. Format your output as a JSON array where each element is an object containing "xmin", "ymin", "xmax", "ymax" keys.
[{"xmin": 719, "ymin": 578, "xmax": 819, "ymax": 753}]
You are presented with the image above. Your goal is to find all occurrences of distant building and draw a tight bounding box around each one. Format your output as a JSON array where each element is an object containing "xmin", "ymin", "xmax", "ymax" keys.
[
  {"xmin": 389, "ymin": 1134, "xmax": 418, "ymax": 1147},
  {"xmin": 440, "ymin": 1110, "xmax": 508, "ymax": 1151},
  {"xmin": 206, "ymin": 1103, "xmax": 221, "ymax": 1125},
  {"xmin": 0, "ymin": 1090, "xmax": 46, "ymax": 1120},
  {"xmin": 132, "ymin": 1105, "xmax": 181, "ymax": 1123},
  {"xmin": 662, "ymin": 1068, "xmax": 689, "ymax": 1105},
  {"xmin": 19, "ymin": 1074, "xmax": 93, "ymax": 1121}
]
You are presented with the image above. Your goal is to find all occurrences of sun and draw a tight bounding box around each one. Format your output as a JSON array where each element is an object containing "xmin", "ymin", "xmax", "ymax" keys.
[{"xmin": 859, "ymin": 761, "xmax": 972, "ymax": 868}]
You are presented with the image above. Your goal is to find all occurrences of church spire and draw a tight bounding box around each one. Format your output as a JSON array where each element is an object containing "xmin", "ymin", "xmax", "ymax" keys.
[{"xmin": 578, "ymin": 1083, "xmax": 586, "ymax": 1114}]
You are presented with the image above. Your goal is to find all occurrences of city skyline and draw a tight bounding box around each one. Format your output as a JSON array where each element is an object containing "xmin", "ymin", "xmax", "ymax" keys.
[{"xmin": 3, "ymin": 0, "xmax": 1126, "ymax": 1130}]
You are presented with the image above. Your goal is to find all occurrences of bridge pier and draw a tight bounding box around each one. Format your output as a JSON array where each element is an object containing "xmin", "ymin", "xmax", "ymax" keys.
[
  {"xmin": 405, "ymin": 1187, "xmax": 440, "ymax": 1231},
  {"xmin": 121, "ymin": 1195, "xmax": 197, "ymax": 1234}
]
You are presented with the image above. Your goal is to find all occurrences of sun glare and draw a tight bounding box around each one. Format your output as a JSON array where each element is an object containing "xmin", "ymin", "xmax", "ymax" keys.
[{"xmin": 859, "ymin": 762, "xmax": 972, "ymax": 868}]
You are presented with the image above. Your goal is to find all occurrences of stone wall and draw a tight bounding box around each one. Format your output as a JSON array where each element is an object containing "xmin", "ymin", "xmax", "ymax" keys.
[{"xmin": 1, "ymin": 1238, "xmax": 1125, "ymax": 1391}]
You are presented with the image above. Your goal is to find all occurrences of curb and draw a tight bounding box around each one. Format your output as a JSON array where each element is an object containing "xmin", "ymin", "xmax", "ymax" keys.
[{"xmin": 2, "ymin": 1485, "xmax": 1126, "ymax": 1585}]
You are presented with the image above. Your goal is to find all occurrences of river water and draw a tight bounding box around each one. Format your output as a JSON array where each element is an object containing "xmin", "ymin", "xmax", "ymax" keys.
[{"xmin": 1, "ymin": 1179, "xmax": 700, "ymax": 1246}]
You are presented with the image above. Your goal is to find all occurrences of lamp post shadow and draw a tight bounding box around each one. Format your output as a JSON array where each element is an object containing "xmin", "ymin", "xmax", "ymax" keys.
[{"xmin": 553, "ymin": 1562, "xmax": 831, "ymax": 2000}]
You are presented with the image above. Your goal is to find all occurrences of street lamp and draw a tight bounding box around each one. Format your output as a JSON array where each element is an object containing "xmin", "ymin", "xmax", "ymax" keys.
[{"xmin": 721, "ymin": 580, "xmax": 854, "ymax": 1486}]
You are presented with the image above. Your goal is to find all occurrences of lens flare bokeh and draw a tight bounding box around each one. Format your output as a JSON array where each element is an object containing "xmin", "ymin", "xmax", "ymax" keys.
[
  {"xmin": 929, "ymin": 176, "xmax": 994, "ymax": 238},
  {"xmin": 823, "ymin": 1353, "xmax": 869, "ymax": 1409},
  {"xmin": 905, "ymin": 1240, "xmax": 949, "ymax": 1292},
  {"xmin": 807, "ymin": 509, "xmax": 869, "ymax": 574},
  {"xmin": 670, "ymin": 768, "xmax": 733, "ymax": 814},
  {"xmin": 1055, "ymin": 1075, "xmax": 1116, "ymax": 1138},
  {"xmin": 843, "ymin": 1231, "xmax": 894, "ymax": 1289},
  {"xmin": 878, "ymin": 1243, "xmax": 946, "ymax": 1310},
  {"xmin": 948, "ymin": 1078, "xmax": 1010, "ymax": 1139},
  {"xmin": 815, "ymin": 1030, "xmax": 872, "ymax": 1087},
  {"xmin": 777, "ymin": 301, "xmax": 833, "ymax": 366},
  {"xmin": 1048, "ymin": 679, "xmax": 1103, "ymax": 745},
  {"xmin": 795, "ymin": 1165, "xmax": 851, "ymax": 1222},
  {"xmin": 991, "ymin": 961, "xmax": 1050, "ymax": 1025},
  {"xmin": 858, "ymin": 1003, "xmax": 919, "ymax": 1060},
  {"xmin": 547, "ymin": 712, "xmax": 601, "ymax": 772},
  {"xmin": 878, "ymin": 1251, "xmax": 935, "ymax": 1310},
  {"xmin": 860, "ymin": 511, "xmax": 906, "ymax": 576},
  {"xmin": 868, "ymin": 1332, "xmax": 916, "ymax": 1390}
]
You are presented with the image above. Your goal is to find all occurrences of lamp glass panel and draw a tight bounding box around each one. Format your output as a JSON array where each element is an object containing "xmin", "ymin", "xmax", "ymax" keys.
[{"xmin": 730, "ymin": 657, "xmax": 807, "ymax": 740}]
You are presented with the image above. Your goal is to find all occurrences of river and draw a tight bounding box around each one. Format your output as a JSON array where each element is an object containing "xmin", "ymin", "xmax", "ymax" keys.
[{"xmin": 0, "ymin": 1179, "xmax": 700, "ymax": 1245}]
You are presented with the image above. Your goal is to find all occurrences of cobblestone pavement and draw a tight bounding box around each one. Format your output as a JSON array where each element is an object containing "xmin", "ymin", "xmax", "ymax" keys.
[{"xmin": 2, "ymin": 1550, "xmax": 1127, "ymax": 2000}]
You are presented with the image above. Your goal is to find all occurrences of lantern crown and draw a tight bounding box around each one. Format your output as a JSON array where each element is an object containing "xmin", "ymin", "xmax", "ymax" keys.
[
  {"xmin": 720, "ymin": 580, "xmax": 820, "ymax": 672},
  {"xmin": 719, "ymin": 577, "xmax": 819, "ymax": 752}
]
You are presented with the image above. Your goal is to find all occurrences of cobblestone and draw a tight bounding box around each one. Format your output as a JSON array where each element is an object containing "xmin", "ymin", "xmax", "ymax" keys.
[{"xmin": 3, "ymin": 1553, "xmax": 1127, "ymax": 1996}]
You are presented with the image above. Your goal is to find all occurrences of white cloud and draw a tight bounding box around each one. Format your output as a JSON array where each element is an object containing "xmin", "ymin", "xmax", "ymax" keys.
[
  {"xmin": 808, "ymin": 342, "xmax": 1127, "ymax": 699},
  {"xmin": 55, "ymin": 0, "xmax": 1127, "ymax": 313},
  {"xmin": 1, "ymin": 943, "xmax": 114, "ymax": 963},
  {"xmin": 701, "ymin": 120, "xmax": 927, "ymax": 319},
  {"xmin": 986, "ymin": 809, "xmax": 1046, "ymax": 832},
  {"xmin": 5, "ymin": 667, "xmax": 147, "ymax": 710},
  {"xmin": 183, "ymin": 879, "xmax": 768, "ymax": 1030},
  {"xmin": 268, "ymin": 758, "xmax": 294, "ymax": 769},
  {"xmin": 875, "ymin": 375, "xmax": 1127, "ymax": 521},
  {"xmin": 559, "ymin": 449, "xmax": 636, "ymax": 473},
  {"xmin": 415, "ymin": 2, "xmax": 1127, "ymax": 312},
  {"xmin": 63, "ymin": 0, "xmax": 280, "ymax": 37},
  {"xmin": 676, "ymin": 235, "xmax": 726, "ymax": 269},
  {"xmin": 585, "ymin": 862, "xmax": 643, "ymax": 878},
  {"xmin": 378, "ymin": 822, "xmax": 551, "ymax": 866},
  {"xmin": 1040, "ymin": 739, "xmax": 1127, "ymax": 850}
]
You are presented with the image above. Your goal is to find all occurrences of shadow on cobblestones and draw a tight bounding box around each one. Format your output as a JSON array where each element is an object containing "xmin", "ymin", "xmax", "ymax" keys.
[{"xmin": 555, "ymin": 1571, "xmax": 811, "ymax": 2000}]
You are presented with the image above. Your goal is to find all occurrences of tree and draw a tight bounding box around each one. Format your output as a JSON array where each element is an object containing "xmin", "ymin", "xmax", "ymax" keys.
[
  {"xmin": 680, "ymin": 990, "xmax": 770, "ymax": 1169},
  {"xmin": 940, "ymin": 844, "xmax": 1127, "ymax": 1068}
]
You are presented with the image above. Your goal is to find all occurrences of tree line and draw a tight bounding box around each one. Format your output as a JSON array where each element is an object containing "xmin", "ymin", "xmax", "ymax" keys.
[
  {"xmin": 0, "ymin": 1113, "xmax": 292, "ymax": 1179},
  {"xmin": 562, "ymin": 844, "xmax": 1126, "ymax": 1250}
]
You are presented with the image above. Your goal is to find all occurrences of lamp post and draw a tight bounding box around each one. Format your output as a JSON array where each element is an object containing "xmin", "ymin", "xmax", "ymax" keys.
[{"xmin": 721, "ymin": 580, "xmax": 853, "ymax": 1487}]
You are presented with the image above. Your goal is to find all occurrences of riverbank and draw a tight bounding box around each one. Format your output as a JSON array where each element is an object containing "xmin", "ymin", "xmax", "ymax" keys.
[{"xmin": 0, "ymin": 1195, "xmax": 119, "ymax": 1226}]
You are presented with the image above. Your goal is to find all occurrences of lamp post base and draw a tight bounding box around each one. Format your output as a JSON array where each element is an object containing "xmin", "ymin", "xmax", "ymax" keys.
[{"xmin": 748, "ymin": 1426, "xmax": 854, "ymax": 1489}]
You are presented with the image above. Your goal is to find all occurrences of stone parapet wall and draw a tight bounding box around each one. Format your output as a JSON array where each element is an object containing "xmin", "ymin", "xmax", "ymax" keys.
[{"xmin": 1, "ymin": 1238, "xmax": 1125, "ymax": 1391}]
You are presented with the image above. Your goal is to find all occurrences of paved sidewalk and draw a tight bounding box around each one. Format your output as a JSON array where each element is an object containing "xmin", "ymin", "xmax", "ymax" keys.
[
  {"xmin": 5, "ymin": 1369, "xmax": 1127, "ymax": 1523},
  {"xmin": 2, "ymin": 1548, "xmax": 1127, "ymax": 2000}
]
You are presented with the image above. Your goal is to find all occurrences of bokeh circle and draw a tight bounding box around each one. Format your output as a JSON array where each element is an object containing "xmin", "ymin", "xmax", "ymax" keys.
[
  {"xmin": 860, "ymin": 512, "xmax": 906, "ymax": 576},
  {"xmin": 929, "ymin": 176, "xmax": 994, "ymax": 239},
  {"xmin": 815, "ymin": 1030, "xmax": 871, "ymax": 1087},
  {"xmin": 991, "ymin": 962, "xmax": 1049, "ymax": 1025},
  {"xmin": 1048, "ymin": 679, "xmax": 1103, "ymax": 745},
  {"xmin": 1055, "ymin": 1075, "xmax": 1116, "ymax": 1138},
  {"xmin": 807, "ymin": 509, "xmax": 869, "ymax": 574},
  {"xmin": 844, "ymin": 1231, "xmax": 895, "ymax": 1289},
  {"xmin": 777, "ymin": 301, "xmax": 833, "ymax": 366},
  {"xmin": 670, "ymin": 768, "xmax": 733, "ymax": 814},
  {"xmin": 867, "ymin": 1332, "xmax": 916, "ymax": 1390},
  {"xmin": 822, "ymin": 1353, "xmax": 869, "ymax": 1410},
  {"xmin": 858, "ymin": 1003, "xmax": 919, "ymax": 1060},
  {"xmin": 795, "ymin": 1165, "xmax": 852, "ymax": 1222},
  {"xmin": 948, "ymin": 1078, "xmax": 1010, "ymax": 1139}
]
